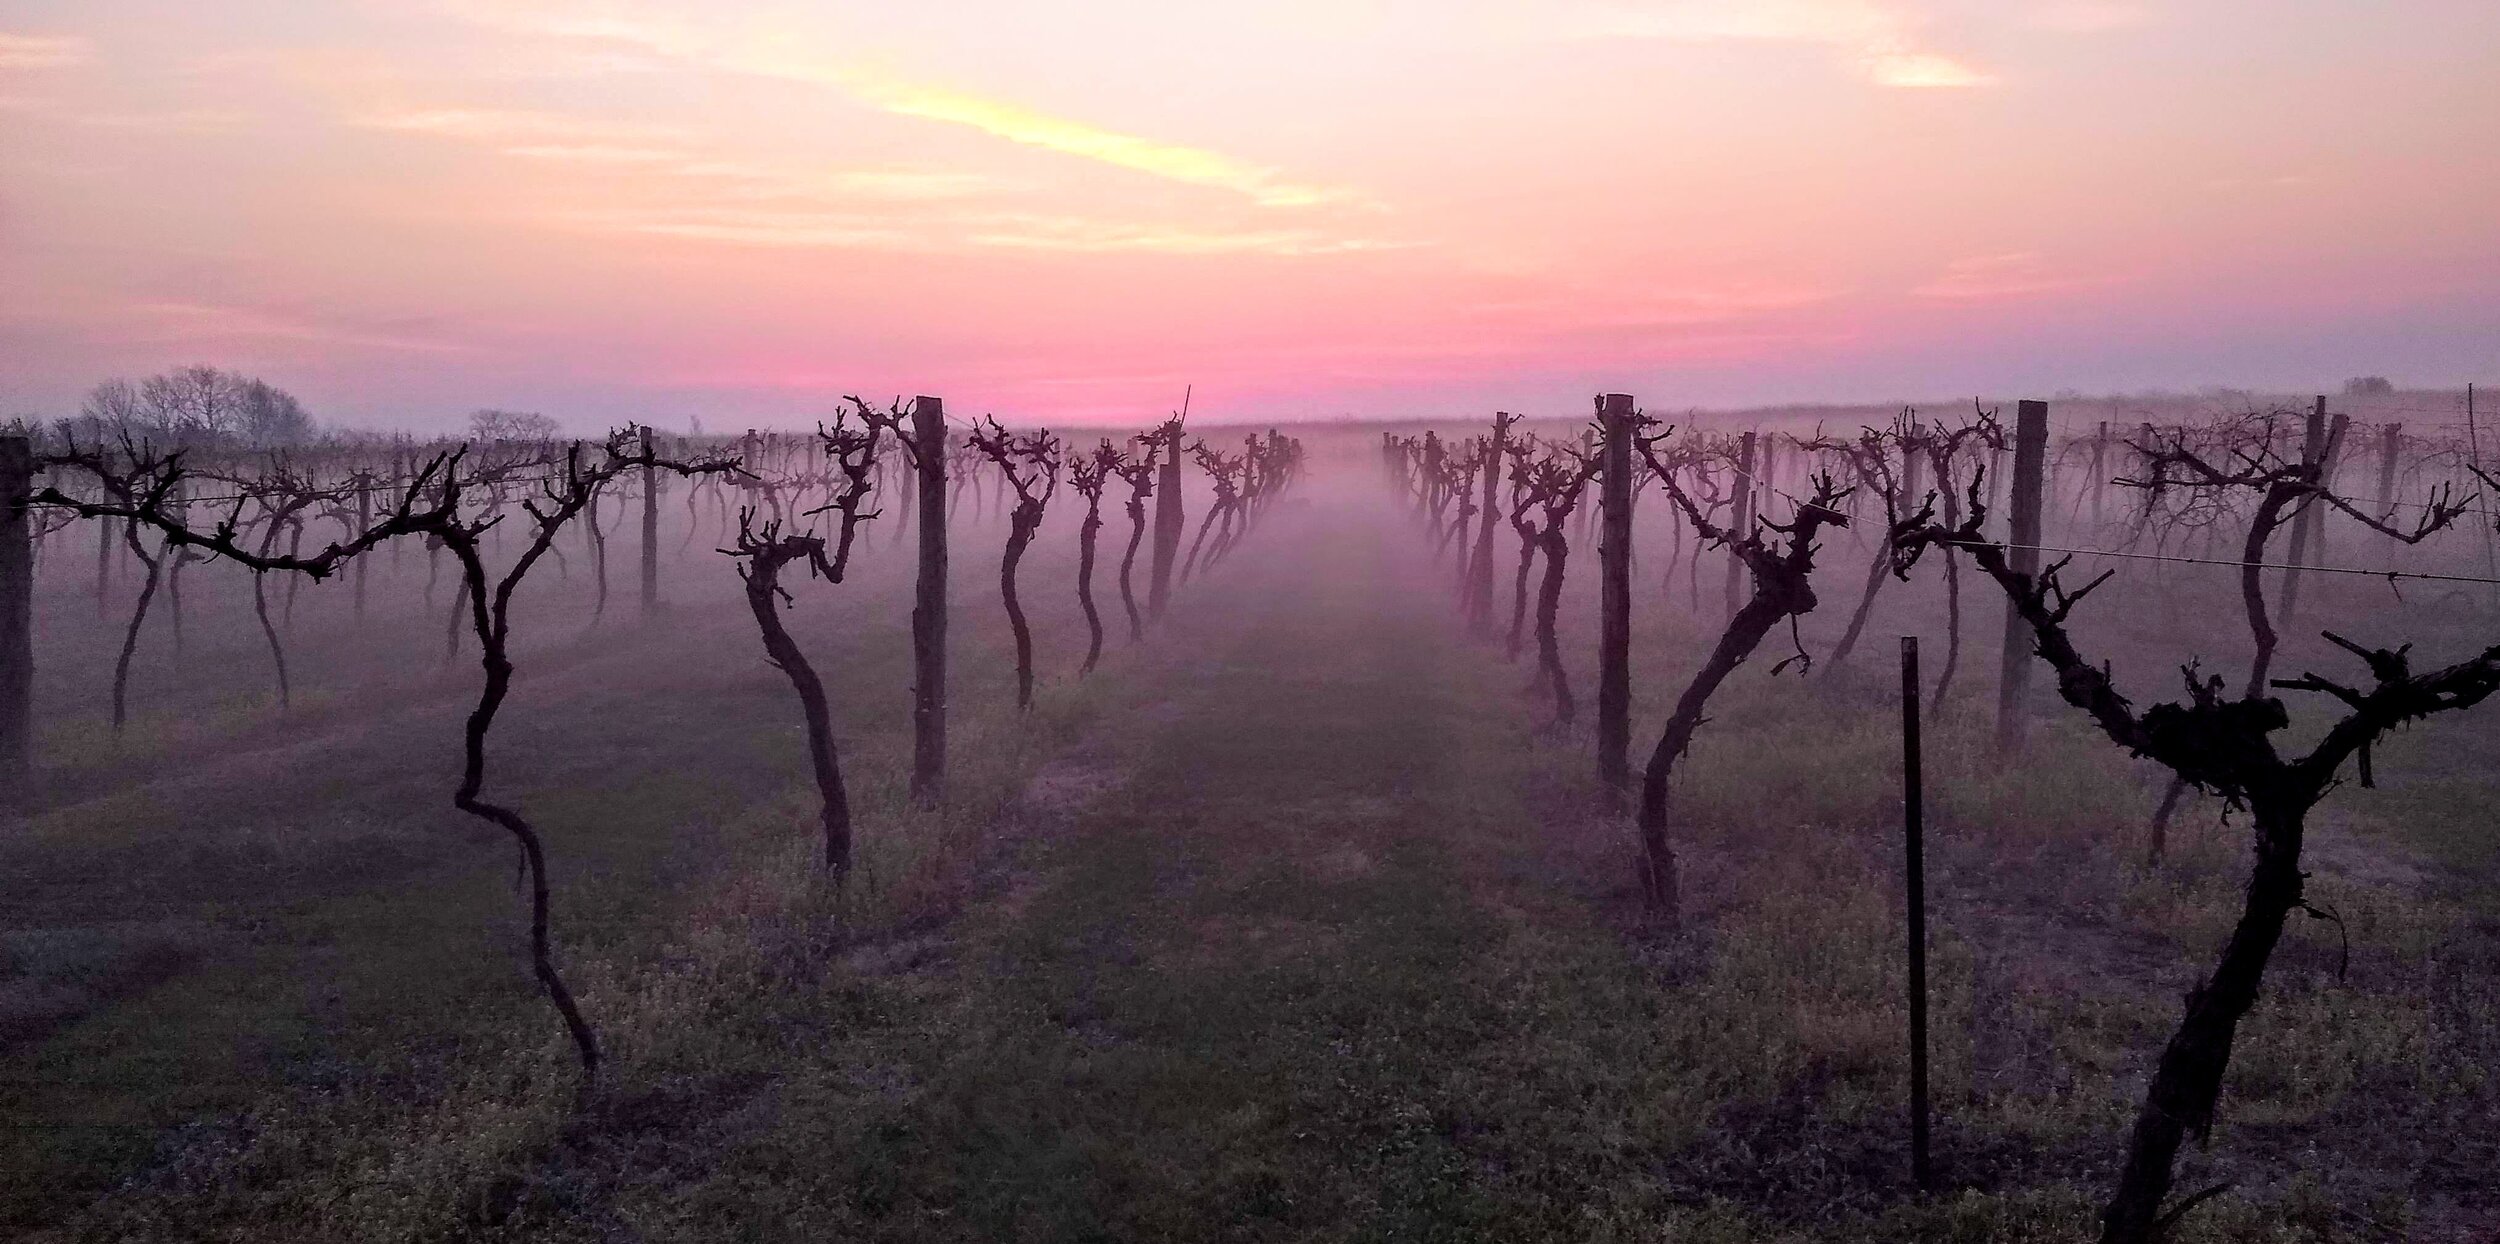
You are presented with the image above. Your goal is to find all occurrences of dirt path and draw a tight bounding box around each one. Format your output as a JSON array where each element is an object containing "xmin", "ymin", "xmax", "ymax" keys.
[{"xmin": 533, "ymin": 495, "xmax": 1724, "ymax": 1241}]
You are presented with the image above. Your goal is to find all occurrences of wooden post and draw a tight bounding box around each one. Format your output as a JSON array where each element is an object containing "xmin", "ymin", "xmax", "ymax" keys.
[
  {"xmin": 2472, "ymin": 384, "xmax": 2499, "ymax": 601},
  {"xmin": 1576, "ymin": 427, "xmax": 1597, "ymax": 543},
  {"xmin": 1596, "ymin": 394, "xmax": 1636, "ymax": 799},
  {"xmin": 910, "ymin": 396, "xmax": 949, "ymax": 803},
  {"xmin": 1722, "ymin": 431, "xmax": 1757, "ymax": 617},
  {"xmin": 1901, "ymin": 635, "xmax": 1932, "ymax": 1192},
  {"xmin": 2, "ymin": 436, "xmax": 31, "ymax": 808},
  {"xmin": 94, "ymin": 501, "xmax": 112, "ymax": 617},
  {"xmin": 1465, "ymin": 413, "xmax": 1511, "ymax": 635},
  {"xmin": 1994, "ymin": 399, "xmax": 2048, "ymax": 751},
  {"xmin": 2312, "ymin": 412, "xmax": 2351, "ymax": 564},
  {"xmin": 2375, "ymin": 423, "xmax": 2402, "ymax": 521},
  {"xmin": 389, "ymin": 452, "xmax": 406, "ymax": 574},
  {"xmin": 1900, "ymin": 419, "xmax": 1925, "ymax": 504},
  {"xmin": 1430, "ymin": 432, "xmax": 1448, "ymax": 509},
  {"xmin": 2278, "ymin": 398, "xmax": 2329, "ymax": 626},
  {"xmin": 2089, "ymin": 421, "xmax": 2109, "ymax": 528},
  {"xmin": 1148, "ymin": 418, "xmax": 1186, "ymax": 619},
  {"xmin": 638, "ymin": 424, "xmax": 661, "ymax": 616},
  {"xmin": 2370, "ymin": 417, "xmax": 2410, "ymax": 602},
  {"xmin": 1758, "ymin": 431, "xmax": 1780, "ymax": 513},
  {"xmin": 354, "ymin": 476, "xmax": 371, "ymax": 621}
]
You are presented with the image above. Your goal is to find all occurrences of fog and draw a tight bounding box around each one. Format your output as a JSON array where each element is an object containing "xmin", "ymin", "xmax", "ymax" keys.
[{"xmin": 4, "ymin": 397, "xmax": 2496, "ymax": 1240}]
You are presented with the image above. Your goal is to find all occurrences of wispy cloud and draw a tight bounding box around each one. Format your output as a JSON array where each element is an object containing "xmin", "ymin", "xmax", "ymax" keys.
[
  {"xmin": 122, "ymin": 301, "xmax": 480, "ymax": 355},
  {"xmin": 607, "ymin": 212, "xmax": 912, "ymax": 250},
  {"xmin": 840, "ymin": 73, "xmax": 1358, "ymax": 208},
  {"xmin": 2204, "ymin": 173, "xmax": 2311, "ymax": 191},
  {"xmin": 0, "ymin": 32, "xmax": 90, "ymax": 70},
  {"xmin": 1863, "ymin": 49, "xmax": 1993, "ymax": 88},
  {"xmin": 963, "ymin": 213, "xmax": 1406, "ymax": 255},
  {"xmin": 434, "ymin": 4, "xmax": 1375, "ymax": 206},
  {"xmin": 2029, "ymin": 2, "xmax": 2156, "ymax": 34},
  {"xmin": 1460, "ymin": 278, "xmax": 1843, "ymax": 326},
  {"xmin": 361, "ymin": 97, "xmax": 1392, "ymax": 255},
  {"xmin": 359, "ymin": 104, "xmax": 1019, "ymax": 206},
  {"xmin": 497, "ymin": 142, "xmax": 684, "ymax": 164},
  {"xmin": 1911, "ymin": 253, "xmax": 2117, "ymax": 302},
  {"xmin": 0, "ymin": 93, "xmax": 256, "ymax": 134},
  {"xmin": 577, "ymin": 205, "xmax": 1409, "ymax": 256},
  {"xmin": 358, "ymin": 106, "xmax": 689, "ymax": 145},
  {"xmin": 1563, "ymin": 1, "xmax": 1994, "ymax": 88}
]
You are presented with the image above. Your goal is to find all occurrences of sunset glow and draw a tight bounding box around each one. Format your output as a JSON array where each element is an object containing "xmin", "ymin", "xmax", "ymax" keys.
[{"xmin": 4, "ymin": 1, "xmax": 2496, "ymax": 429}]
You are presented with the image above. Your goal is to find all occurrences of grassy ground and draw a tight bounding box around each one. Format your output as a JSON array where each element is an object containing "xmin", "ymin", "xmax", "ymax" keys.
[{"xmin": 6, "ymin": 448, "xmax": 2497, "ymax": 1241}]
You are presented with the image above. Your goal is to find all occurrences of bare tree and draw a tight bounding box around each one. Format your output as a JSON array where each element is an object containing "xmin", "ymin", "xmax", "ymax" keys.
[
  {"xmin": 468, "ymin": 409, "xmax": 563, "ymax": 442},
  {"xmin": 2118, "ymin": 413, "xmax": 2448, "ymax": 860},
  {"xmin": 1891, "ymin": 470, "xmax": 2483, "ymax": 1244},
  {"xmin": 723, "ymin": 401, "xmax": 892, "ymax": 880},
  {"xmin": 1111, "ymin": 438, "xmax": 1157, "ymax": 643},
  {"xmin": 1909, "ymin": 410, "xmax": 2003, "ymax": 711},
  {"xmin": 1178, "ymin": 440, "xmax": 1244, "ymax": 585},
  {"xmin": 1465, "ymin": 412, "xmax": 1519, "ymax": 635},
  {"xmin": 1635, "ymin": 428, "xmax": 1852, "ymax": 921},
  {"xmin": 221, "ymin": 460, "xmax": 338, "ymax": 708},
  {"xmin": 1503, "ymin": 434, "xmax": 1543, "ymax": 662},
  {"xmin": 1515, "ymin": 441, "xmax": 1599, "ymax": 725},
  {"xmin": 967, "ymin": 418, "xmax": 1063, "ymax": 711},
  {"xmin": 1071, "ymin": 442, "xmax": 1114, "ymax": 674},
  {"xmin": 41, "ymin": 433, "xmax": 174, "ymax": 734},
  {"xmin": 35, "ymin": 432, "xmax": 741, "ymax": 1078},
  {"xmin": 1811, "ymin": 423, "xmax": 1906, "ymax": 672}
]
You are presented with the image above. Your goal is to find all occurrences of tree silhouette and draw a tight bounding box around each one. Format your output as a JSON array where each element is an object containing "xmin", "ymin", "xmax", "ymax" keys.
[
  {"xmin": 967, "ymin": 418, "xmax": 1063, "ymax": 711},
  {"xmin": 1071, "ymin": 442, "xmax": 1114, "ymax": 674},
  {"xmin": 1636, "ymin": 426, "xmax": 1852, "ymax": 921},
  {"xmin": 1891, "ymin": 465, "xmax": 2481, "ymax": 1244},
  {"xmin": 722, "ymin": 399, "xmax": 895, "ymax": 881},
  {"xmin": 34, "ymin": 431, "xmax": 742, "ymax": 1078}
]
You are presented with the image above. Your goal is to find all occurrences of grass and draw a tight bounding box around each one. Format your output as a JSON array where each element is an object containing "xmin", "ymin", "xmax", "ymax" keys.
[{"xmin": 6, "ymin": 445, "xmax": 2497, "ymax": 1241}]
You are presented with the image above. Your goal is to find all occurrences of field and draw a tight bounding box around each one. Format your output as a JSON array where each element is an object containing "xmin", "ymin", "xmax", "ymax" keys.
[{"xmin": 4, "ymin": 417, "xmax": 2497, "ymax": 1242}]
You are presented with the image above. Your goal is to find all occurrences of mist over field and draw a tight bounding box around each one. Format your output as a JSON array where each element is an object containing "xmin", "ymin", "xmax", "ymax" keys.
[{"xmin": 5, "ymin": 3, "xmax": 2500, "ymax": 1243}]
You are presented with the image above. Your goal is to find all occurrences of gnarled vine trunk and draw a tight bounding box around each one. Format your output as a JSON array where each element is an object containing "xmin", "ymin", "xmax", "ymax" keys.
[
  {"xmin": 443, "ymin": 536, "xmax": 601, "ymax": 1076},
  {"xmin": 110, "ymin": 525, "xmax": 163, "ymax": 735},
  {"xmin": 2102, "ymin": 795, "xmax": 2307, "ymax": 1243},
  {"xmin": 1077, "ymin": 498, "xmax": 1105, "ymax": 674},
  {"xmin": 741, "ymin": 567, "xmax": 851, "ymax": 878},
  {"xmin": 1119, "ymin": 495, "xmax": 1148, "ymax": 642},
  {"xmin": 1002, "ymin": 502, "xmax": 1041, "ymax": 710},
  {"xmin": 1506, "ymin": 517, "xmax": 1538, "ymax": 662},
  {"xmin": 1532, "ymin": 526, "xmax": 1573, "ymax": 723}
]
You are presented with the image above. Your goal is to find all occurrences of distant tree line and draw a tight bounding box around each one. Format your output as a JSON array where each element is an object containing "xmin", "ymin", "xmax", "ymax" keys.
[
  {"xmin": 51, "ymin": 369, "xmax": 578, "ymax": 450},
  {"xmin": 74, "ymin": 365, "xmax": 316, "ymax": 448},
  {"xmin": 465, "ymin": 408, "xmax": 564, "ymax": 441}
]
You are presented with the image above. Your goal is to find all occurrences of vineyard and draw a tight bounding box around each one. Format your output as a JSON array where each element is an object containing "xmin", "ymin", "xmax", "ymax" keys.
[{"xmin": 2, "ymin": 391, "xmax": 2497, "ymax": 1242}]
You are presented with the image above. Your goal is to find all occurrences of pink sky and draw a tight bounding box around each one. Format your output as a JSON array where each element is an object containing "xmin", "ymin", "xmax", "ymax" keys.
[{"xmin": 3, "ymin": 1, "xmax": 2496, "ymax": 431}]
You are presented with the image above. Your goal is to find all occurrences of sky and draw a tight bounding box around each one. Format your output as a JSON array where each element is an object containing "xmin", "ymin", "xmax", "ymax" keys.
[{"xmin": 3, "ymin": 1, "xmax": 2497, "ymax": 431}]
